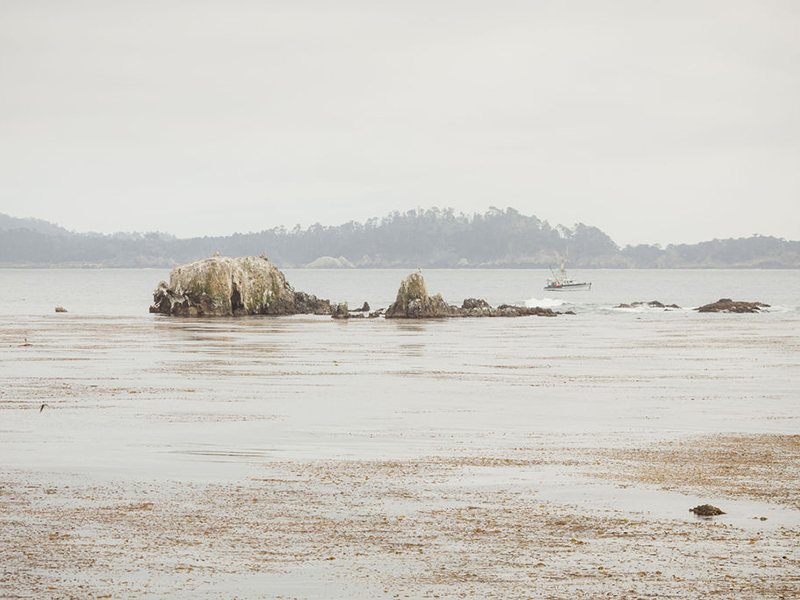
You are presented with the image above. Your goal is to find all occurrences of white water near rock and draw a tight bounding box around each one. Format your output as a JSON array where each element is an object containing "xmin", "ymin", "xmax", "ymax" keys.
[{"xmin": 524, "ymin": 296, "xmax": 566, "ymax": 309}]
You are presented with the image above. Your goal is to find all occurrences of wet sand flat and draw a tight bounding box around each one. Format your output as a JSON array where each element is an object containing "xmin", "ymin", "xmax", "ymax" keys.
[
  {"xmin": 1, "ymin": 312, "xmax": 799, "ymax": 598},
  {"xmin": 2, "ymin": 437, "xmax": 799, "ymax": 599}
]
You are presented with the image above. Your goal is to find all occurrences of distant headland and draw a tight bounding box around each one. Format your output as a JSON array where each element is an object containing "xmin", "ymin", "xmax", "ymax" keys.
[{"xmin": 1, "ymin": 208, "xmax": 799, "ymax": 269}]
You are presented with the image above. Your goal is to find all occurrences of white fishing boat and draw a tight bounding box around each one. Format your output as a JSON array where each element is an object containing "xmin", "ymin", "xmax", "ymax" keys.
[{"xmin": 544, "ymin": 260, "xmax": 591, "ymax": 291}]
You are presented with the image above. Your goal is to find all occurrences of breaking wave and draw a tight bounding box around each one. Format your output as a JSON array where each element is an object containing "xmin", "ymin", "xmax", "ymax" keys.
[{"xmin": 525, "ymin": 297, "xmax": 566, "ymax": 309}]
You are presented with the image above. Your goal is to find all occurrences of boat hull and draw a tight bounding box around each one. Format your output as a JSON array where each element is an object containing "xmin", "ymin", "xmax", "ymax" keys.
[{"xmin": 544, "ymin": 282, "xmax": 592, "ymax": 291}]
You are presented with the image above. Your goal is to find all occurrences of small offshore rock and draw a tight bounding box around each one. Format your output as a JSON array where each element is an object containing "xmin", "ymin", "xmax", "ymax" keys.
[
  {"xmin": 696, "ymin": 298, "xmax": 770, "ymax": 313},
  {"xmin": 54, "ymin": 306, "xmax": 68, "ymax": 313},
  {"xmin": 352, "ymin": 301, "xmax": 370, "ymax": 312},
  {"xmin": 690, "ymin": 504, "xmax": 725, "ymax": 517},
  {"xmin": 461, "ymin": 298, "xmax": 493, "ymax": 317},
  {"xmin": 462, "ymin": 298, "xmax": 491, "ymax": 310},
  {"xmin": 331, "ymin": 302, "xmax": 350, "ymax": 319}
]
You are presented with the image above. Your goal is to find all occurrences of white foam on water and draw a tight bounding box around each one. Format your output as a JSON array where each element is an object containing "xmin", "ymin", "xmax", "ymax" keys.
[
  {"xmin": 525, "ymin": 296, "xmax": 566, "ymax": 309},
  {"xmin": 757, "ymin": 304, "xmax": 793, "ymax": 314},
  {"xmin": 610, "ymin": 303, "xmax": 686, "ymax": 313}
]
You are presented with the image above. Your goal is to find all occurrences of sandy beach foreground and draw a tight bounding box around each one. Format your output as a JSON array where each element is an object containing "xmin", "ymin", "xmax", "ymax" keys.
[{"xmin": 1, "ymin": 309, "xmax": 798, "ymax": 598}]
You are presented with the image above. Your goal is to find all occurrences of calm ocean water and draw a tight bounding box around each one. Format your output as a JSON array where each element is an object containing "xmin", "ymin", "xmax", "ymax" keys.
[
  {"xmin": 2, "ymin": 267, "xmax": 800, "ymax": 316},
  {"xmin": 1, "ymin": 267, "xmax": 798, "ymax": 477}
]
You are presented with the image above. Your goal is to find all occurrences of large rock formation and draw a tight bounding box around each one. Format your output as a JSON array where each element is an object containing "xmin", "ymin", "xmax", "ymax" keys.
[
  {"xmin": 696, "ymin": 298, "xmax": 770, "ymax": 313},
  {"xmin": 385, "ymin": 271, "xmax": 456, "ymax": 318},
  {"xmin": 385, "ymin": 272, "xmax": 559, "ymax": 319},
  {"xmin": 149, "ymin": 255, "xmax": 331, "ymax": 317}
]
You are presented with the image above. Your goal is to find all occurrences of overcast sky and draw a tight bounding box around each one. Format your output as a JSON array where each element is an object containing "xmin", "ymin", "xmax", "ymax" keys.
[{"xmin": 1, "ymin": 1, "xmax": 798, "ymax": 247}]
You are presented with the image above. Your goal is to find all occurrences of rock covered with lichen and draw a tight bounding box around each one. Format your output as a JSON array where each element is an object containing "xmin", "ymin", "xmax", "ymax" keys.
[
  {"xmin": 385, "ymin": 271, "xmax": 457, "ymax": 318},
  {"xmin": 149, "ymin": 255, "xmax": 331, "ymax": 317}
]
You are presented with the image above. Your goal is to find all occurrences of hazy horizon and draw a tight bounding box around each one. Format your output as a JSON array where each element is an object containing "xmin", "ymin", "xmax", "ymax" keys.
[
  {"xmin": 2, "ymin": 1, "xmax": 799, "ymax": 247},
  {"xmin": 2, "ymin": 206, "xmax": 799, "ymax": 248}
]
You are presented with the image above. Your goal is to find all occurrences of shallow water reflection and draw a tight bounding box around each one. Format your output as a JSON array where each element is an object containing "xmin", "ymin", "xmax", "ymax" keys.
[{"xmin": 3, "ymin": 310, "xmax": 797, "ymax": 477}]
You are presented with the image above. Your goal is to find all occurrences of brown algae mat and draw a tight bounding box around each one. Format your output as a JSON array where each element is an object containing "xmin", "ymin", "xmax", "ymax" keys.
[
  {"xmin": 588, "ymin": 433, "xmax": 800, "ymax": 510},
  {"xmin": 2, "ymin": 435, "xmax": 798, "ymax": 599}
]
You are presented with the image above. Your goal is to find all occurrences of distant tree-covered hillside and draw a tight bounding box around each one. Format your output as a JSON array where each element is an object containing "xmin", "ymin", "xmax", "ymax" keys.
[{"xmin": 1, "ymin": 208, "xmax": 798, "ymax": 268}]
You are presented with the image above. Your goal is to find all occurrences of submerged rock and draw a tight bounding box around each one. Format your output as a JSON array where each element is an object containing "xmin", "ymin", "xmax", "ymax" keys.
[
  {"xmin": 149, "ymin": 255, "xmax": 331, "ymax": 317},
  {"xmin": 385, "ymin": 272, "xmax": 559, "ymax": 319},
  {"xmin": 496, "ymin": 304, "xmax": 558, "ymax": 317},
  {"xmin": 615, "ymin": 300, "xmax": 681, "ymax": 310},
  {"xmin": 696, "ymin": 298, "xmax": 770, "ymax": 313},
  {"xmin": 331, "ymin": 302, "xmax": 379, "ymax": 320}
]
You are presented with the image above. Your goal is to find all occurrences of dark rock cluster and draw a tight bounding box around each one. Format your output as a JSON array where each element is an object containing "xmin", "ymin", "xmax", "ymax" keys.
[
  {"xmin": 331, "ymin": 302, "xmax": 383, "ymax": 320},
  {"xmin": 615, "ymin": 300, "xmax": 681, "ymax": 310},
  {"xmin": 696, "ymin": 298, "xmax": 770, "ymax": 313}
]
